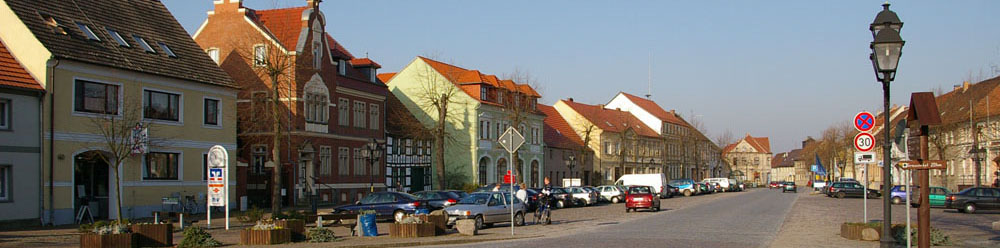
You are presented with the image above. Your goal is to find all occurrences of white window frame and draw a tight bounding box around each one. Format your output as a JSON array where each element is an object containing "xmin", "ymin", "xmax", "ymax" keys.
[
  {"xmin": 206, "ymin": 48, "xmax": 219, "ymax": 64},
  {"xmin": 320, "ymin": 146, "xmax": 332, "ymax": 176},
  {"xmin": 313, "ymin": 41, "xmax": 322, "ymax": 69},
  {"xmin": 0, "ymin": 99, "xmax": 9, "ymax": 130},
  {"xmin": 354, "ymin": 148, "xmax": 364, "ymax": 176},
  {"xmin": 132, "ymin": 34, "xmax": 155, "ymax": 53},
  {"xmin": 157, "ymin": 42, "xmax": 177, "ymax": 58},
  {"xmin": 305, "ymin": 91, "xmax": 329, "ymax": 124},
  {"xmin": 338, "ymin": 147, "xmax": 350, "ymax": 176},
  {"xmin": 141, "ymin": 150, "xmax": 183, "ymax": 181},
  {"xmin": 253, "ymin": 44, "xmax": 267, "ymax": 67},
  {"xmin": 72, "ymin": 77, "xmax": 123, "ymax": 118},
  {"xmin": 202, "ymin": 96, "xmax": 222, "ymax": 128},
  {"xmin": 353, "ymin": 100, "xmax": 366, "ymax": 128},
  {"xmin": 142, "ymin": 87, "xmax": 184, "ymax": 125},
  {"xmin": 106, "ymin": 28, "xmax": 129, "ymax": 47},
  {"xmin": 368, "ymin": 103, "xmax": 379, "ymax": 130},
  {"xmin": 75, "ymin": 22, "xmax": 100, "ymax": 41},
  {"xmin": 338, "ymin": 59, "xmax": 346, "ymax": 75},
  {"xmin": 338, "ymin": 98, "xmax": 350, "ymax": 126}
]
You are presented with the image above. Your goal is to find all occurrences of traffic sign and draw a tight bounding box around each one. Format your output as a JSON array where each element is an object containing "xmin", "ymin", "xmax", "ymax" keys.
[
  {"xmin": 854, "ymin": 132, "xmax": 875, "ymax": 152},
  {"xmin": 854, "ymin": 151, "xmax": 876, "ymax": 164},
  {"xmin": 498, "ymin": 127, "xmax": 525, "ymax": 153},
  {"xmin": 854, "ymin": 112, "xmax": 875, "ymax": 132},
  {"xmin": 208, "ymin": 168, "xmax": 225, "ymax": 206}
]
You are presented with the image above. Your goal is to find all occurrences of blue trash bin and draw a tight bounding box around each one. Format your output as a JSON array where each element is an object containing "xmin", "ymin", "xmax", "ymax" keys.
[
  {"xmin": 414, "ymin": 208, "xmax": 430, "ymax": 215},
  {"xmin": 359, "ymin": 213, "xmax": 378, "ymax": 237}
]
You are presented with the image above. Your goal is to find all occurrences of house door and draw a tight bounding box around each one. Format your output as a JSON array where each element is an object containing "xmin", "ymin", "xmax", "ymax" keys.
[
  {"xmin": 411, "ymin": 168, "xmax": 425, "ymax": 192},
  {"xmin": 74, "ymin": 151, "xmax": 110, "ymax": 220}
]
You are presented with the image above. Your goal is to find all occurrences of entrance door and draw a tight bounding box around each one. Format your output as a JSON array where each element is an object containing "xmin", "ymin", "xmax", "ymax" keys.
[
  {"xmin": 75, "ymin": 152, "xmax": 110, "ymax": 220},
  {"xmin": 411, "ymin": 168, "xmax": 425, "ymax": 192}
]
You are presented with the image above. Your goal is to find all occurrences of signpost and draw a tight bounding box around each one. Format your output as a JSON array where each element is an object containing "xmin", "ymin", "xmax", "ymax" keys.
[
  {"xmin": 206, "ymin": 145, "xmax": 229, "ymax": 230},
  {"xmin": 853, "ymin": 112, "xmax": 876, "ymax": 223},
  {"xmin": 498, "ymin": 127, "xmax": 524, "ymax": 236}
]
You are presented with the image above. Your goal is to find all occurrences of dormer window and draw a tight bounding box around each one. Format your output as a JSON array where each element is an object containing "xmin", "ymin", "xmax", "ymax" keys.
[
  {"xmin": 157, "ymin": 42, "xmax": 177, "ymax": 58},
  {"xmin": 338, "ymin": 59, "xmax": 346, "ymax": 75},
  {"xmin": 132, "ymin": 35, "xmax": 155, "ymax": 53},
  {"xmin": 480, "ymin": 87, "xmax": 489, "ymax": 101},
  {"xmin": 75, "ymin": 22, "xmax": 100, "ymax": 41},
  {"xmin": 106, "ymin": 28, "xmax": 129, "ymax": 47},
  {"xmin": 369, "ymin": 68, "xmax": 377, "ymax": 82}
]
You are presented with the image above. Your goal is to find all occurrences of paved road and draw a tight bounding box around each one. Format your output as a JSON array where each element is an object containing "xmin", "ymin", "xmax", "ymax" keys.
[{"xmin": 435, "ymin": 189, "xmax": 799, "ymax": 248}]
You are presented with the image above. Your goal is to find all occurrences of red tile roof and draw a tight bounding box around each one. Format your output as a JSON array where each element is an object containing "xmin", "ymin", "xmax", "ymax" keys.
[
  {"xmin": 350, "ymin": 58, "xmax": 381, "ymax": 68},
  {"xmin": 326, "ymin": 35, "xmax": 355, "ymax": 59},
  {"xmin": 0, "ymin": 39, "xmax": 42, "ymax": 91},
  {"xmin": 771, "ymin": 149, "xmax": 800, "ymax": 168},
  {"xmin": 376, "ymin": 73, "xmax": 396, "ymax": 84},
  {"xmin": 723, "ymin": 134, "xmax": 771, "ymax": 154},
  {"xmin": 250, "ymin": 6, "xmax": 309, "ymax": 51},
  {"xmin": 416, "ymin": 56, "xmax": 542, "ymax": 105},
  {"xmin": 931, "ymin": 77, "xmax": 1000, "ymax": 126},
  {"xmin": 619, "ymin": 92, "xmax": 689, "ymax": 127},
  {"xmin": 560, "ymin": 100, "xmax": 658, "ymax": 138},
  {"xmin": 538, "ymin": 104, "xmax": 585, "ymax": 149}
]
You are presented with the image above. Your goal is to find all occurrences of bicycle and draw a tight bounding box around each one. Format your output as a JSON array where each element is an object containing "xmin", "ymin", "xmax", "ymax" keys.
[{"xmin": 533, "ymin": 195, "xmax": 552, "ymax": 225}]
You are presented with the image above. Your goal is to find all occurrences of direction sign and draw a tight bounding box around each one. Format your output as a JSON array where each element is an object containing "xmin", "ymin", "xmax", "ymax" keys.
[
  {"xmin": 854, "ymin": 132, "xmax": 875, "ymax": 152},
  {"xmin": 899, "ymin": 160, "xmax": 947, "ymax": 170},
  {"xmin": 854, "ymin": 152, "xmax": 876, "ymax": 164},
  {"xmin": 854, "ymin": 112, "xmax": 875, "ymax": 132},
  {"xmin": 498, "ymin": 127, "xmax": 525, "ymax": 153}
]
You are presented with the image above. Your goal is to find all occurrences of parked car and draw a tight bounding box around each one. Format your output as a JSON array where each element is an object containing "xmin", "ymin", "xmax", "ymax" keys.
[
  {"xmin": 625, "ymin": 185, "xmax": 660, "ymax": 212},
  {"xmin": 697, "ymin": 182, "xmax": 711, "ymax": 194},
  {"xmin": 827, "ymin": 182, "xmax": 880, "ymax": 199},
  {"xmin": 889, "ymin": 185, "xmax": 919, "ymax": 205},
  {"xmin": 597, "ymin": 185, "xmax": 626, "ymax": 203},
  {"xmin": 729, "ymin": 179, "xmax": 742, "ymax": 192},
  {"xmin": 522, "ymin": 188, "xmax": 541, "ymax": 212},
  {"xmin": 704, "ymin": 178, "xmax": 733, "ymax": 192},
  {"xmin": 413, "ymin": 190, "xmax": 462, "ymax": 210},
  {"xmin": 476, "ymin": 183, "xmax": 514, "ymax": 192},
  {"xmin": 333, "ymin": 192, "xmax": 429, "ymax": 222},
  {"xmin": 615, "ymin": 174, "xmax": 670, "ymax": 198},
  {"xmin": 769, "ymin": 181, "xmax": 783, "ymax": 189},
  {"xmin": 670, "ymin": 179, "xmax": 698, "ymax": 196},
  {"xmin": 567, "ymin": 186, "xmax": 598, "ymax": 206},
  {"xmin": 548, "ymin": 187, "xmax": 576, "ymax": 208},
  {"xmin": 663, "ymin": 184, "xmax": 678, "ymax": 198},
  {"xmin": 444, "ymin": 192, "xmax": 526, "ymax": 229},
  {"xmin": 909, "ymin": 186, "xmax": 950, "ymax": 208},
  {"xmin": 812, "ymin": 180, "xmax": 828, "ymax": 191},
  {"xmin": 782, "ymin": 181, "xmax": 797, "ymax": 193},
  {"xmin": 945, "ymin": 187, "xmax": 1000, "ymax": 214},
  {"xmin": 445, "ymin": 190, "xmax": 469, "ymax": 199}
]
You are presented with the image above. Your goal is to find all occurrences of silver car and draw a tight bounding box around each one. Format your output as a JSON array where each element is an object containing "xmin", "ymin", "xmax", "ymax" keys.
[
  {"xmin": 597, "ymin": 185, "xmax": 626, "ymax": 203},
  {"xmin": 567, "ymin": 186, "xmax": 599, "ymax": 206},
  {"xmin": 444, "ymin": 192, "xmax": 526, "ymax": 230}
]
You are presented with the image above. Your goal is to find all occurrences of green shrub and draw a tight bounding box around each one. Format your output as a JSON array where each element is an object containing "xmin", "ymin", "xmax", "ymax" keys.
[
  {"xmin": 892, "ymin": 225, "xmax": 951, "ymax": 246},
  {"xmin": 461, "ymin": 183, "xmax": 479, "ymax": 193},
  {"xmin": 236, "ymin": 206, "xmax": 265, "ymax": 224},
  {"xmin": 178, "ymin": 226, "xmax": 221, "ymax": 248},
  {"xmin": 307, "ymin": 227, "xmax": 337, "ymax": 243},
  {"xmin": 79, "ymin": 220, "xmax": 109, "ymax": 233},
  {"xmin": 273, "ymin": 210, "xmax": 305, "ymax": 220}
]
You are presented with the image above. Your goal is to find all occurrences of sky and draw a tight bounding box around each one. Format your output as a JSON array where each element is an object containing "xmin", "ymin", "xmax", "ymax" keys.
[{"xmin": 163, "ymin": 0, "xmax": 1000, "ymax": 154}]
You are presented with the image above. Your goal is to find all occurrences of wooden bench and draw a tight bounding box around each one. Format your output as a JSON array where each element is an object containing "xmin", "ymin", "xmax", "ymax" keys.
[{"xmin": 305, "ymin": 213, "xmax": 359, "ymax": 236}]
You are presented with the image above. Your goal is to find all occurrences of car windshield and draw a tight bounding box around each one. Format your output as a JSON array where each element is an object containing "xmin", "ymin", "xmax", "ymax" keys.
[
  {"xmin": 785, "ymin": 182, "xmax": 795, "ymax": 185},
  {"xmin": 669, "ymin": 180, "xmax": 689, "ymax": 186},
  {"xmin": 458, "ymin": 194, "xmax": 490, "ymax": 205},
  {"xmin": 628, "ymin": 187, "xmax": 651, "ymax": 194}
]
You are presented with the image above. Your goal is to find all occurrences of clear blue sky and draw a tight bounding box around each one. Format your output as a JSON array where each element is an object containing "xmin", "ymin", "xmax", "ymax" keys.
[{"xmin": 164, "ymin": 0, "xmax": 1000, "ymax": 154}]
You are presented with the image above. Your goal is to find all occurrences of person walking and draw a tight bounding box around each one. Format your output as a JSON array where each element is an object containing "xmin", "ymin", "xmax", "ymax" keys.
[{"xmin": 516, "ymin": 183, "xmax": 527, "ymax": 203}]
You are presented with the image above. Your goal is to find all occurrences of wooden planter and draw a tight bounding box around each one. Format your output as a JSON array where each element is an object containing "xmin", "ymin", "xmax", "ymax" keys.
[
  {"xmin": 240, "ymin": 229, "xmax": 291, "ymax": 245},
  {"xmin": 840, "ymin": 223, "xmax": 867, "ymax": 240},
  {"xmin": 276, "ymin": 219, "xmax": 305, "ymax": 241},
  {"xmin": 80, "ymin": 233, "xmax": 135, "ymax": 248},
  {"xmin": 389, "ymin": 223, "xmax": 436, "ymax": 238},
  {"xmin": 130, "ymin": 224, "xmax": 172, "ymax": 247},
  {"xmin": 417, "ymin": 214, "xmax": 448, "ymax": 235}
]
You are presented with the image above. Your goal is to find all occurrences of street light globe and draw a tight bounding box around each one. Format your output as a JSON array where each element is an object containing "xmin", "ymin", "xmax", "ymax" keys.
[
  {"xmin": 870, "ymin": 3, "xmax": 903, "ymax": 38},
  {"xmin": 872, "ymin": 28, "xmax": 904, "ymax": 74}
]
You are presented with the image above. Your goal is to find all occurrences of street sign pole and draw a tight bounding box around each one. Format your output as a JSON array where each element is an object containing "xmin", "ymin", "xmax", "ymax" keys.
[
  {"xmin": 498, "ymin": 127, "xmax": 524, "ymax": 236},
  {"xmin": 906, "ymin": 169, "xmax": 911, "ymax": 248},
  {"xmin": 863, "ymin": 163, "xmax": 867, "ymax": 223},
  {"xmin": 206, "ymin": 145, "xmax": 230, "ymax": 230}
]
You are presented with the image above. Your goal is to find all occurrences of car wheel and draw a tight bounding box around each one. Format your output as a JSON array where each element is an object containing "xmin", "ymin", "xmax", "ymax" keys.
[
  {"xmin": 836, "ymin": 192, "xmax": 845, "ymax": 198},
  {"xmin": 556, "ymin": 200, "xmax": 565, "ymax": 208},
  {"xmin": 683, "ymin": 190, "xmax": 692, "ymax": 197},
  {"xmin": 964, "ymin": 203, "xmax": 976, "ymax": 214},
  {"xmin": 891, "ymin": 197, "xmax": 902, "ymax": 205},
  {"xmin": 625, "ymin": 208, "xmax": 631, "ymax": 213},
  {"xmin": 474, "ymin": 215, "xmax": 484, "ymax": 230},
  {"xmin": 514, "ymin": 212, "xmax": 525, "ymax": 226},
  {"xmin": 611, "ymin": 196, "xmax": 620, "ymax": 204},
  {"xmin": 394, "ymin": 210, "xmax": 405, "ymax": 223}
]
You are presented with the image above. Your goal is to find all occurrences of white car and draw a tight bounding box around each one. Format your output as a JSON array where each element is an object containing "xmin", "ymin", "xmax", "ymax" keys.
[
  {"xmin": 597, "ymin": 185, "xmax": 626, "ymax": 203},
  {"xmin": 615, "ymin": 174, "xmax": 669, "ymax": 198},
  {"xmin": 702, "ymin": 178, "xmax": 732, "ymax": 192}
]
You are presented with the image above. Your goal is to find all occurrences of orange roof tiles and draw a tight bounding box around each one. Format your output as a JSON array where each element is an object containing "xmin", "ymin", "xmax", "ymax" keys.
[
  {"xmin": 723, "ymin": 134, "xmax": 771, "ymax": 154},
  {"xmin": 539, "ymin": 104, "xmax": 585, "ymax": 149},
  {"xmin": 350, "ymin": 58, "xmax": 381, "ymax": 68},
  {"xmin": 250, "ymin": 6, "xmax": 309, "ymax": 50},
  {"xmin": 416, "ymin": 56, "xmax": 542, "ymax": 104},
  {"xmin": 931, "ymin": 77, "xmax": 1000, "ymax": 126},
  {"xmin": 0, "ymin": 40, "xmax": 42, "ymax": 91},
  {"xmin": 377, "ymin": 73, "xmax": 396, "ymax": 84},
  {"xmin": 560, "ymin": 100, "xmax": 658, "ymax": 138}
]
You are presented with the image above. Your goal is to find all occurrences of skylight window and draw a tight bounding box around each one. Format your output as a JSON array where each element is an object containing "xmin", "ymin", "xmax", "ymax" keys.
[
  {"xmin": 132, "ymin": 34, "xmax": 155, "ymax": 53},
  {"xmin": 158, "ymin": 42, "xmax": 177, "ymax": 58},
  {"xmin": 106, "ymin": 28, "xmax": 129, "ymax": 47},
  {"xmin": 75, "ymin": 22, "xmax": 100, "ymax": 41}
]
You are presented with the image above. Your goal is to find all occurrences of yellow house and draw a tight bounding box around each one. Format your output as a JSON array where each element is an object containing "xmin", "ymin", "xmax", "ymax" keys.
[{"xmin": 0, "ymin": 0, "xmax": 238, "ymax": 225}]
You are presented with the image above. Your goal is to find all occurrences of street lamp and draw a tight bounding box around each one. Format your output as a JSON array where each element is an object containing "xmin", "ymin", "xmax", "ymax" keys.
[
  {"xmin": 362, "ymin": 139, "xmax": 385, "ymax": 192},
  {"xmin": 565, "ymin": 154, "xmax": 576, "ymax": 181},
  {"xmin": 869, "ymin": 3, "xmax": 904, "ymax": 247}
]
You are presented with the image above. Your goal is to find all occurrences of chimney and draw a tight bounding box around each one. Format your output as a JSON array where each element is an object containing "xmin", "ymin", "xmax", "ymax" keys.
[
  {"xmin": 567, "ymin": 98, "xmax": 574, "ymax": 102},
  {"xmin": 616, "ymin": 108, "xmax": 621, "ymax": 111},
  {"xmin": 963, "ymin": 81, "xmax": 971, "ymax": 92},
  {"xmin": 670, "ymin": 109, "xmax": 676, "ymax": 115},
  {"xmin": 214, "ymin": 0, "xmax": 244, "ymax": 13},
  {"xmin": 598, "ymin": 104, "xmax": 605, "ymax": 109}
]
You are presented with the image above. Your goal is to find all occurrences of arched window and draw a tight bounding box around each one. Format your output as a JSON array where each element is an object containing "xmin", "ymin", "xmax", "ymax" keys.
[
  {"xmin": 496, "ymin": 158, "xmax": 507, "ymax": 184},
  {"xmin": 530, "ymin": 160, "xmax": 539, "ymax": 187},
  {"xmin": 478, "ymin": 157, "xmax": 490, "ymax": 185},
  {"xmin": 516, "ymin": 159, "xmax": 524, "ymax": 183},
  {"xmin": 304, "ymin": 74, "xmax": 329, "ymax": 125}
]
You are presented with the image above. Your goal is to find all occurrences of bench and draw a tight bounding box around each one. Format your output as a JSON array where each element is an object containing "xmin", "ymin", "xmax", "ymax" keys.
[
  {"xmin": 151, "ymin": 211, "xmax": 199, "ymax": 229},
  {"xmin": 305, "ymin": 213, "xmax": 359, "ymax": 236}
]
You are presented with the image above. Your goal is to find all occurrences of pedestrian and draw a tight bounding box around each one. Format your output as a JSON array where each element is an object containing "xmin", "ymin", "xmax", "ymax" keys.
[
  {"xmin": 492, "ymin": 184, "xmax": 500, "ymax": 192},
  {"xmin": 516, "ymin": 183, "xmax": 527, "ymax": 203}
]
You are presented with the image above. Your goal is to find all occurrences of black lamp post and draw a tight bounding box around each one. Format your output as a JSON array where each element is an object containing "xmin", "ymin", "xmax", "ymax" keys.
[
  {"xmin": 362, "ymin": 139, "xmax": 385, "ymax": 192},
  {"xmin": 565, "ymin": 154, "xmax": 575, "ymax": 182},
  {"xmin": 869, "ymin": 3, "xmax": 904, "ymax": 247}
]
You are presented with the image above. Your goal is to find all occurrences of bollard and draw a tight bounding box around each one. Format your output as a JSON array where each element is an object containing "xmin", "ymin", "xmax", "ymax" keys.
[
  {"xmin": 179, "ymin": 213, "xmax": 184, "ymax": 230},
  {"xmin": 316, "ymin": 216, "xmax": 324, "ymax": 228},
  {"xmin": 153, "ymin": 212, "xmax": 159, "ymax": 224}
]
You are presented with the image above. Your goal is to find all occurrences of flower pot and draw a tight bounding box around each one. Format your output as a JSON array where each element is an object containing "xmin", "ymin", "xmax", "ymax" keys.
[
  {"xmin": 389, "ymin": 223, "xmax": 435, "ymax": 238},
  {"xmin": 239, "ymin": 229, "xmax": 291, "ymax": 245},
  {"xmin": 131, "ymin": 224, "xmax": 172, "ymax": 247},
  {"xmin": 275, "ymin": 219, "xmax": 305, "ymax": 241},
  {"xmin": 417, "ymin": 214, "xmax": 448, "ymax": 235},
  {"xmin": 80, "ymin": 233, "xmax": 135, "ymax": 248}
]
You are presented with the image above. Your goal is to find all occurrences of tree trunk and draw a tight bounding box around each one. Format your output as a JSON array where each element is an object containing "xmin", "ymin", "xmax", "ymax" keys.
[
  {"xmin": 113, "ymin": 164, "xmax": 123, "ymax": 222},
  {"xmin": 434, "ymin": 95, "xmax": 448, "ymax": 190},
  {"xmin": 271, "ymin": 81, "xmax": 282, "ymax": 214}
]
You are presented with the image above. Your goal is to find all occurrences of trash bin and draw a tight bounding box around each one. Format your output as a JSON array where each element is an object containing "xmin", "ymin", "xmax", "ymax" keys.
[
  {"xmin": 414, "ymin": 209, "xmax": 430, "ymax": 215},
  {"xmin": 359, "ymin": 213, "xmax": 378, "ymax": 237}
]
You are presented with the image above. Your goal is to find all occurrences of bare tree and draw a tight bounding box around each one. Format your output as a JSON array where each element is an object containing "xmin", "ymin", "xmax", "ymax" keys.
[
  {"xmin": 410, "ymin": 60, "xmax": 466, "ymax": 189},
  {"xmin": 86, "ymin": 95, "xmax": 152, "ymax": 222},
  {"xmin": 499, "ymin": 69, "xmax": 542, "ymax": 185}
]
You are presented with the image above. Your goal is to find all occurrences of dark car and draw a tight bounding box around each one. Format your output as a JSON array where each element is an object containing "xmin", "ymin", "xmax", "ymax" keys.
[
  {"xmin": 663, "ymin": 184, "xmax": 678, "ymax": 198},
  {"xmin": 547, "ymin": 187, "xmax": 576, "ymax": 208},
  {"xmin": 945, "ymin": 187, "xmax": 1000, "ymax": 214},
  {"xmin": 445, "ymin": 190, "xmax": 469, "ymax": 199},
  {"xmin": 782, "ymin": 182, "xmax": 796, "ymax": 193},
  {"xmin": 625, "ymin": 185, "xmax": 660, "ymax": 212},
  {"xmin": 413, "ymin": 190, "xmax": 462, "ymax": 210},
  {"xmin": 828, "ymin": 182, "xmax": 880, "ymax": 199},
  {"xmin": 333, "ymin": 191, "xmax": 429, "ymax": 222},
  {"xmin": 910, "ymin": 186, "xmax": 949, "ymax": 208}
]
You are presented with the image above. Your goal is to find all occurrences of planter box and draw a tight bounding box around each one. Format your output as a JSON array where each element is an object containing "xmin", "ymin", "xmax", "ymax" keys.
[
  {"xmin": 841, "ymin": 223, "xmax": 902, "ymax": 241},
  {"xmin": 131, "ymin": 224, "xmax": 172, "ymax": 247},
  {"xmin": 80, "ymin": 233, "xmax": 135, "ymax": 248},
  {"xmin": 239, "ymin": 229, "xmax": 291, "ymax": 245},
  {"xmin": 276, "ymin": 219, "xmax": 305, "ymax": 241},
  {"xmin": 389, "ymin": 223, "xmax": 435, "ymax": 238},
  {"xmin": 417, "ymin": 214, "xmax": 448, "ymax": 235}
]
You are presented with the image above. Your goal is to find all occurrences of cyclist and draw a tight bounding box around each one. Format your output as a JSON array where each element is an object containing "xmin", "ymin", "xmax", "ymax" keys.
[{"xmin": 535, "ymin": 177, "xmax": 553, "ymax": 225}]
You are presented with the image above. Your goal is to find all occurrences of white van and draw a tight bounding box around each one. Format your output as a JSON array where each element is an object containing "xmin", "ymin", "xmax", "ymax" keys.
[
  {"xmin": 614, "ymin": 174, "xmax": 669, "ymax": 198},
  {"xmin": 702, "ymin": 178, "xmax": 732, "ymax": 192}
]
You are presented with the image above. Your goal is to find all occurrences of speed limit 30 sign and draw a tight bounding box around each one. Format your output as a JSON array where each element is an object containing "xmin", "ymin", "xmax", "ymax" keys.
[{"xmin": 854, "ymin": 132, "xmax": 875, "ymax": 152}]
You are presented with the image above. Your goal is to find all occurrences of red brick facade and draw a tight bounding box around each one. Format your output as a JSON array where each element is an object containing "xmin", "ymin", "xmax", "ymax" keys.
[{"xmin": 194, "ymin": 0, "xmax": 387, "ymax": 208}]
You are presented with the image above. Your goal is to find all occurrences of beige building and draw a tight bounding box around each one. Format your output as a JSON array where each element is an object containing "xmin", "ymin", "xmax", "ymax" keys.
[
  {"xmin": 771, "ymin": 150, "xmax": 798, "ymax": 183},
  {"xmin": 723, "ymin": 134, "xmax": 772, "ymax": 186}
]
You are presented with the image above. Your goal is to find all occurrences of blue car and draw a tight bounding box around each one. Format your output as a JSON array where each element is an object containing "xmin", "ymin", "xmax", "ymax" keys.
[
  {"xmin": 333, "ymin": 191, "xmax": 429, "ymax": 222},
  {"xmin": 669, "ymin": 179, "xmax": 698, "ymax": 197}
]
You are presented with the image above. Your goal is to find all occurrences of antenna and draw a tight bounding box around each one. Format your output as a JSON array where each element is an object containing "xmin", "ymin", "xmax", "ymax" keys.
[{"xmin": 646, "ymin": 51, "xmax": 652, "ymax": 99}]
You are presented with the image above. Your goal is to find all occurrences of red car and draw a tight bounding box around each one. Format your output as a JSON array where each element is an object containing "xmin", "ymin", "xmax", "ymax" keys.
[{"xmin": 625, "ymin": 186, "xmax": 660, "ymax": 212}]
